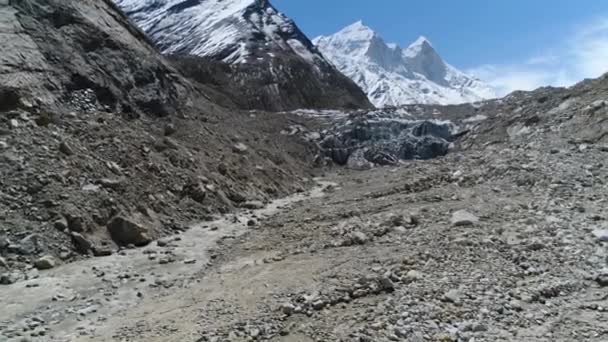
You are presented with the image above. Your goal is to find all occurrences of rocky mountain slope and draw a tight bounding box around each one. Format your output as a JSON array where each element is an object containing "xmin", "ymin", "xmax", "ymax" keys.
[
  {"xmin": 4, "ymin": 72, "xmax": 608, "ymax": 341},
  {"xmin": 314, "ymin": 21, "xmax": 496, "ymax": 107},
  {"xmin": 0, "ymin": 0, "xmax": 316, "ymax": 280},
  {"xmin": 113, "ymin": 0, "xmax": 372, "ymax": 111}
]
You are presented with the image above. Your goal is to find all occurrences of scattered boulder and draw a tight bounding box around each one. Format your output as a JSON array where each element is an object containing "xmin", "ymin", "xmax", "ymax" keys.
[
  {"xmin": 232, "ymin": 143, "xmax": 248, "ymax": 154},
  {"xmin": 280, "ymin": 303, "xmax": 296, "ymax": 315},
  {"xmin": 0, "ymin": 273, "xmax": 17, "ymax": 285},
  {"xmin": 451, "ymin": 210, "xmax": 479, "ymax": 227},
  {"xmin": 70, "ymin": 232, "xmax": 93, "ymax": 253},
  {"xmin": 34, "ymin": 255, "xmax": 56, "ymax": 270},
  {"xmin": 59, "ymin": 141, "xmax": 75, "ymax": 155},
  {"xmin": 65, "ymin": 213, "xmax": 86, "ymax": 233},
  {"xmin": 228, "ymin": 190, "xmax": 246, "ymax": 203},
  {"xmin": 351, "ymin": 231, "xmax": 369, "ymax": 245},
  {"xmin": 183, "ymin": 182, "xmax": 207, "ymax": 203},
  {"xmin": 403, "ymin": 270, "xmax": 423, "ymax": 283},
  {"xmin": 596, "ymin": 273, "xmax": 608, "ymax": 287},
  {"xmin": 163, "ymin": 137, "xmax": 180, "ymax": 150},
  {"xmin": 157, "ymin": 237, "xmax": 175, "ymax": 247},
  {"xmin": 592, "ymin": 229, "xmax": 608, "ymax": 242},
  {"xmin": 53, "ymin": 217, "xmax": 68, "ymax": 231},
  {"xmin": 241, "ymin": 201, "xmax": 265, "ymax": 210},
  {"xmin": 164, "ymin": 122, "xmax": 177, "ymax": 136},
  {"xmin": 8, "ymin": 118, "xmax": 19, "ymax": 129},
  {"xmin": 98, "ymin": 178, "xmax": 123, "ymax": 190},
  {"xmin": 442, "ymin": 289, "xmax": 462, "ymax": 305},
  {"xmin": 312, "ymin": 299, "xmax": 326, "ymax": 310},
  {"xmin": 0, "ymin": 256, "xmax": 7, "ymax": 268},
  {"xmin": 107, "ymin": 216, "xmax": 153, "ymax": 246},
  {"xmin": 92, "ymin": 246, "xmax": 113, "ymax": 257},
  {"xmin": 16, "ymin": 234, "xmax": 40, "ymax": 255}
]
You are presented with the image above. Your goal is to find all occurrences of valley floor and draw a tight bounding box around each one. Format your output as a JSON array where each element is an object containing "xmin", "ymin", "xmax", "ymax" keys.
[{"xmin": 2, "ymin": 144, "xmax": 608, "ymax": 342}]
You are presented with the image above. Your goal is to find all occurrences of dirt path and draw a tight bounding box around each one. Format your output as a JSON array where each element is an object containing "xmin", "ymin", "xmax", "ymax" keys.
[{"xmin": 0, "ymin": 181, "xmax": 332, "ymax": 342}]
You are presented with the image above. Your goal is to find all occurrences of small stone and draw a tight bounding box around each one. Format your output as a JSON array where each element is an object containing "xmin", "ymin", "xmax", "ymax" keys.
[
  {"xmin": 156, "ymin": 237, "xmax": 173, "ymax": 247},
  {"xmin": 407, "ymin": 214, "xmax": 420, "ymax": 226},
  {"xmin": 241, "ymin": 201, "xmax": 265, "ymax": 210},
  {"xmin": 59, "ymin": 141, "xmax": 75, "ymax": 155},
  {"xmin": 183, "ymin": 182, "xmax": 207, "ymax": 204},
  {"xmin": 312, "ymin": 300, "xmax": 326, "ymax": 310},
  {"xmin": 443, "ymin": 289, "xmax": 462, "ymax": 305},
  {"xmin": 451, "ymin": 210, "xmax": 479, "ymax": 227},
  {"xmin": 377, "ymin": 275, "xmax": 395, "ymax": 292},
  {"xmin": 459, "ymin": 321, "xmax": 487, "ymax": 332},
  {"xmin": 596, "ymin": 273, "xmax": 608, "ymax": 287},
  {"xmin": 247, "ymin": 219, "xmax": 257, "ymax": 227},
  {"xmin": 53, "ymin": 218, "xmax": 68, "ymax": 231},
  {"xmin": 162, "ymin": 137, "xmax": 179, "ymax": 150},
  {"xmin": 34, "ymin": 255, "xmax": 56, "ymax": 270},
  {"xmin": 351, "ymin": 231, "xmax": 369, "ymax": 245},
  {"xmin": 184, "ymin": 259, "xmax": 196, "ymax": 264},
  {"xmin": 217, "ymin": 163, "xmax": 228, "ymax": 175},
  {"xmin": 8, "ymin": 118, "xmax": 19, "ymax": 128},
  {"xmin": 164, "ymin": 123, "xmax": 177, "ymax": 136},
  {"xmin": 0, "ymin": 272, "xmax": 16, "ymax": 285},
  {"xmin": 392, "ymin": 226, "xmax": 408, "ymax": 234},
  {"xmin": 384, "ymin": 214, "xmax": 405, "ymax": 227},
  {"xmin": 280, "ymin": 303, "xmax": 296, "ymax": 315},
  {"xmin": 159, "ymin": 256, "xmax": 175, "ymax": 264},
  {"xmin": 17, "ymin": 234, "xmax": 40, "ymax": 255},
  {"xmin": 527, "ymin": 240, "xmax": 546, "ymax": 251},
  {"xmin": 65, "ymin": 214, "xmax": 86, "ymax": 232},
  {"xmin": 70, "ymin": 232, "xmax": 93, "ymax": 253},
  {"xmin": 99, "ymin": 178, "xmax": 123, "ymax": 190},
  {"xmin": 232, "ymin": 143, "xmax": 248, "ymax": 154},
  {"xmin": 249, "ymin": 328, "xmax": 261, "ymax": 338},
  {"xmin": 59, "ymin": 251, "xmax": 71, "ymax": 260},
  {"xmin": 404, "ymin": 270, "xmax": 423, "ymax": 283},
  {"xmin": 0, "ymin": 256, "xmax": 7, "ymax": 268},
  {"xmin": 92, "ymin": 246, "xmax": 113, "ymax": 257},
  {"xmin": 592, "ymin": 229, "xmax": 608, "ymax": 242}
]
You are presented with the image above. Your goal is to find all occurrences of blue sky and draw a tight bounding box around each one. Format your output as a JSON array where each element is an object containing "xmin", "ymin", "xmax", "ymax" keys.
[{"xmin": 273, "ymin": 0, "xmax": 608, "ymax": 95}]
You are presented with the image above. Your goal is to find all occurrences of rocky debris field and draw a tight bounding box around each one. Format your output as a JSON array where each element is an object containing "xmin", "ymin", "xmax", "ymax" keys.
[
  {"xmin": 0, "ymin": 0, "xmax": 316, "ymax": 282},
  {"xmin": 2, "ymin": 74, "xmax": 608, "ymax": 341},
  {"xmin": 0, "ymin": 99, "xmax": 315, "ymax": 283}
]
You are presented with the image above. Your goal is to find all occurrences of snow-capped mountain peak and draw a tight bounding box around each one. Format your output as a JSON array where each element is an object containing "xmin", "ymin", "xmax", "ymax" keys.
[
  {"xmin": 337, "ymin": 20, "xmax": 376, "ymax": 40},
  {"xmin": 313, "ymin": 20, "xmax": 377, "ymax": 59},
  {"xmin": 407, "ymin": 36, "xmax": 432, "ymax": 51},
  {"xmin": 315, "ymin": 22, "xmax": 497, "ymax": 107}
]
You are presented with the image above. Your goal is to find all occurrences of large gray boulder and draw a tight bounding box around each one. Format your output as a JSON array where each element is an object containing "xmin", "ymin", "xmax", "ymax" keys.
[{"xmin": 107, "ymin": 216, "xmax": 153, "ymax": 246}]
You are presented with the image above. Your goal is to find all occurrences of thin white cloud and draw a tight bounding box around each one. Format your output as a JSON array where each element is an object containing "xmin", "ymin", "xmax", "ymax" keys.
[
  {"xmin": 525, "ymin": 54, "xmax": 559, "ymax": 66},
  {"xmin": 469, "ymin": 17, "xmax": 608, "ymax": 96}
]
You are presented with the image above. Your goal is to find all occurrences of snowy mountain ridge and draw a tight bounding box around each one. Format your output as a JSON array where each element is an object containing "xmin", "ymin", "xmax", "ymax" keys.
[
  {"xmin": 114, "ymin": 0, "xmax": 325, "ymax": 65},
  {"xmin": 313, "ymin": 21, "xmax": 497, "ymax": 107},
  {"xmin": 113, "ymin": 0, "xmax": 372, "ymax": 111}
]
